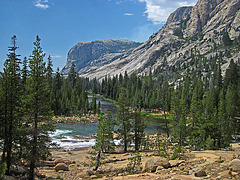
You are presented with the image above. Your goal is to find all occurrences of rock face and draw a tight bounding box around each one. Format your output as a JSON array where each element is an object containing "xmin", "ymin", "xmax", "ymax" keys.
[
  {"xmin": 62, "ymin": 0, "xmax": 240, "ymax": 80},
  {"xmin": 61, "ymin": 40, "xmax": 142, "ymax": 75}
]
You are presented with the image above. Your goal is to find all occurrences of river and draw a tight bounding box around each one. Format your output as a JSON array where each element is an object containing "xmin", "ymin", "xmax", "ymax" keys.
[{"xmin": 49, "ymin": 95, "xmax": 166, "ymax": 150}]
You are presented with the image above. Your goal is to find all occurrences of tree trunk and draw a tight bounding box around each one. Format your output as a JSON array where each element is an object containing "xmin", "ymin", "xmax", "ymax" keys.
[
  {"xmin": 164, "ymin": 108, "xmax": 169, "ymax": 138},
  {"xmin": 93, "ymin": 150, "xmax": 101, "ymax": 171},
  {"xmin": 29, "ymin": 113, "xmax": 38, "ymax": 180}
]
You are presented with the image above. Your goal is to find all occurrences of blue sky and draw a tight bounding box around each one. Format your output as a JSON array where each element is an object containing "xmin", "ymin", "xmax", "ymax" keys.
[{"xmin": 0, "ymin": 0, "xmax": 197, "ymax": 71}]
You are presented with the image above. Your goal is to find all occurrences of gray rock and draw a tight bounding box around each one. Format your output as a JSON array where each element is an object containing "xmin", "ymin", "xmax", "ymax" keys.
[
  {"xmin": 61, "ymin": 40, "xmax": 141, "ymax": 75},
  {"xmin": 60, "ymin": 0, "xmax": 239, "ymax": 82},
  {"xmin": 194, "ymin": 169, "xmax": 207, "ymax": 177}
]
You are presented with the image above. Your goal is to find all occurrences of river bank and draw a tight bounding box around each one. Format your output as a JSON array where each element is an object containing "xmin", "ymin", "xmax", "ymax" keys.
[{"xmin": 38, "ymin": 142, "xmax": 240, "ymax": 180}]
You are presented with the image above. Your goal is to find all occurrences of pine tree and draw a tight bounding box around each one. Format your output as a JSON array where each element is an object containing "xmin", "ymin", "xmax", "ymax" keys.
[
  {"xmin": 22, "ymin": 56, "xmax": 28, "ymax": 85},
  {"xmin": 0, "ymin": 35, "xmax": 22, "ymax": 174},
  {"xmin": 25, "ymin": 36, "xmax": 53, "ymax": 179},
  {"xmin": 133, "ymin": 108, "xmax": 145, "ymax": 151},
  {"xmin": 225, "ymin": 84, "xmax": 239, "ymax": 136},
  {"xmin": 68, "ymin": 63, "xmax": 77, "ymax": 88},
  {"xmin": 46, "ymin": 55, "xmax": 53, "ymax": 85},
  {"xmin": 117, "ymin": 88, "xmax": 131, "ymax": 152},
  {"xmin": 92, "ymin": 113, "xmax": 114, "ymax": 170},
  {"xmin": 217, "ymin": 90, "xmax": 231, "ymax": 148},
  {"xmin": 170, "ymin": 88, "xmax": 187, "ymax": 147}
]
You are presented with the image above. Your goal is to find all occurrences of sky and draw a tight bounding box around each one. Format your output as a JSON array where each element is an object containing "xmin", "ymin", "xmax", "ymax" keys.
[{"xmin": 0, "ymin": 0, "xmax": 197, "ymax": 71}]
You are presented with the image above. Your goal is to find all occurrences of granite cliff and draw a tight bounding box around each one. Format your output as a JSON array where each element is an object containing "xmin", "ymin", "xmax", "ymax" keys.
[
  {"xmin": 61, "ymin": 40, "xmax": 142, "ymax": 75},
  {"xmin": 62, "ymin": 0, "xmax": 240, "ymax": 80}
]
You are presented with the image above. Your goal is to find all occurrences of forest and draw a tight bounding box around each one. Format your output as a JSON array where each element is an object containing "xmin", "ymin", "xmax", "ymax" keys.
[{"xmin": 0, "ymin": 35, "xmax": 239, "ymax": 178}]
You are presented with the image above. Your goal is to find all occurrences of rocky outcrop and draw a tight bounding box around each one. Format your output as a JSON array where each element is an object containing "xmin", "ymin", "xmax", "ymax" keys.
[
  {"xmin": 54, "ymin": 163, "xmax": 69, "ymax": 171},
  {"xmin": 144, "ymin": 157, "xmax": 170, "ymax": 172},
  {"xmin": 62, "ymin": 0, "xmax": 240, "ymax": 80},
  {"xmin": 61, "ymin": 39, "xmax": 141, "ymax": 75}
]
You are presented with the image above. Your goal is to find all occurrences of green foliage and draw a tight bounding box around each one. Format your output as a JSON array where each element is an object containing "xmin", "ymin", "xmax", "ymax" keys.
[
  {"xmin": 0, "ymin": 162, "xmax": 7, "ymax": 178},
  {"xmin": 89, "ymin": 113, "xmax": 114, "ymax": 171},
  {"xmin": 173, "ymin": 27, "xmax": 183, "ymax": 39},
  {"xmin": 94, "ymin": 113, "xmax": 115, "ymax": 153},
  {"xmin": 217, "ymin": 156, "xmax": 224, "ymax": 163},
  {"xmin": 171, "ymin": 145, "xmax": 184, "ymax": 160},
  {"xmin": 222, "ymin": 31, "xmax": 233, "ymax": 46},
  {"xmin": 117, "ymin": 88, "xmax": 131, "ymax": 152},
  {"xmin": 0, "ymin": 35, "xmax": 23, "ymax": 174},
  {"xmin": 127, "ymin": 151, "xmax": 142, "ymax": 174},
  {"xmin": 25, "ymin": 35, "xmax": 54, "ymax": 179}
]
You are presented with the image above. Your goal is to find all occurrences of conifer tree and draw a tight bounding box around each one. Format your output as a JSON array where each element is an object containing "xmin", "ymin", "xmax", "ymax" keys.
[
  {"xmin": 170, "ymin": 88, "xmax": 187, "ymax": 147},
  {"xmin": 117, "ymin": 88, "xmax": 131, "ymax": 152},
  {"xmin": 46, "ymin": 55, "xmax": 53, "ymax": 85},
  {"xmin": 25, "ymin": 36, "xmax": 53, "ymax": 179},
  {"xmin": 133, "ymin": 108, "xmax": 145, "ymax": 151},
  {"xmin": 68, "ymin": 63, "xmax": 77, "ymax": 88},
  {"xmin": 0, "ymin": 35, "xmax": 22, "ymax": 174},
  {"xmin": 22, "ymin": 56, "xmax": 28, "ymax": 85},
  {"xmin": 92, "ymin": 113, "xmax": 114, "ymax": 170}
]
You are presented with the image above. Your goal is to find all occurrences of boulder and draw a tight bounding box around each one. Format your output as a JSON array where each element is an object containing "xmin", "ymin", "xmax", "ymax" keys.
[
  {"xmin": 54, "ymin": 163, "xmax": 69, "ymax": 171},
  {"xmin": 169, "ymin": 160, "xmax": 185, "ymax": 167},
  {"xmin": 54, "ymin": 158, "xmax": 64, "ymax": 165},
  {"xmin": 228, "ymin": 158, "xmax": 240, "ymax": 172},
  {"xmin": 144, "ymin": 157, "xmax": 170, "ymax": 172},
  {"xmin": 194, "ymin": 169, "xmax": 207, "ymax": 177}
]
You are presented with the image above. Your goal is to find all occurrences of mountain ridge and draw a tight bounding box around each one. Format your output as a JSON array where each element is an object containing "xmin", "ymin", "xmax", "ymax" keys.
[
  {"xmin": 61, "ymin": 39, "xmax": 142, "ymax": 75},
  {"xmin": 62, "ymin": 0, "xmax": 240, "ymax": 80}
]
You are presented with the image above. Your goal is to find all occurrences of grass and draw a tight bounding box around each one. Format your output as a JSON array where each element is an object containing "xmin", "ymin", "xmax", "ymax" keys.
[{"xmin": 140, "ymin": 111, "xmax": 171, "ymax": 120}]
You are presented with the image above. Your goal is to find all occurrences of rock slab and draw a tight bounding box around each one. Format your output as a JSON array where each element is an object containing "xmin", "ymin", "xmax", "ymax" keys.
[{"xmin": 54, "ymin": 163, "xmax": 69, "ymax": 171}]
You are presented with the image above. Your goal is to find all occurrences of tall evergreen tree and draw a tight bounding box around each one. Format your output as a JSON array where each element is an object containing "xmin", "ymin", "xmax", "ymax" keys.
[
  {"xmin": 22, "ymin": 56, "xmax": 28, "ymax": 85},
  {"xmin": 25, "ymin": 36, "xmax": 53, "ymax": 179},
  {"xmin": 117, "ymin": 88, "xmax": 131, "ymax": 152},
  {"xmin": 68, "ymin": 63, "xmax": 77, "ymax": 88},
  {"xmin": 133, "ymin": 108, "xmax": 145, "ymax": 151},
  {"xmin": 92, "ymin": 113, "xmax": 114, "ymax": 171},
  {"xmin": 46, "ymin": 55, "xmax": 53, "ymax": 85},
  {"xmin": 0, "ymin": 35, "xmax": 22, "ymax": 175}
]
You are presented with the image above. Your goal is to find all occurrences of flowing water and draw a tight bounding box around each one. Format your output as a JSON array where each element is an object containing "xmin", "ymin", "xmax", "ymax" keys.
[{"xmin": 51, "ymin": 95, "xmax": 166, "ymax": 150}]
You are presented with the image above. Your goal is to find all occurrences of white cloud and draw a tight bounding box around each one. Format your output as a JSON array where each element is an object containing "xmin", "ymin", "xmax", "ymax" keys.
[
  {"xmin": 130, "ymin": 23, "xmax": 162, "ymax": 42},
  {"xmin": 138, "ymin": 0, "xmax": 197, "ymax": 24},
  {"xmin": 51, "ymin": 55, "xmax": 62, "ymax": 58},
  {"xmin": 34, "ymin": 0, "xmax": 49, "ymax": 10},
  {"xmin": 124, "ymin": 13, "xmax": 133, "ymax": 16}
]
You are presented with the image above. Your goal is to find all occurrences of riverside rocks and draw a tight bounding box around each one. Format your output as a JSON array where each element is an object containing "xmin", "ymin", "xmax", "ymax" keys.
[{"xmin": 37, "ymin": 142, "xmax": 240, "ymax": 180}]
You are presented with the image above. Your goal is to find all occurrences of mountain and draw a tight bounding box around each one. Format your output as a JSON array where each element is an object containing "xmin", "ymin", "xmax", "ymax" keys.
[
  {"xmin": 61, "ymin": 39, "xmax": 142, "ymax": 75},
  {"xmin": 62, "ymin": 0, "xmax": 240, "ymax": 80}
]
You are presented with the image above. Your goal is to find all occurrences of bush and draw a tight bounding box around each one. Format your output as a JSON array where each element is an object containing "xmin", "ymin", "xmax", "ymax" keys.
[{"xmin": 0, "ymin": 162, "xmax": 7, "ymax": 178}]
